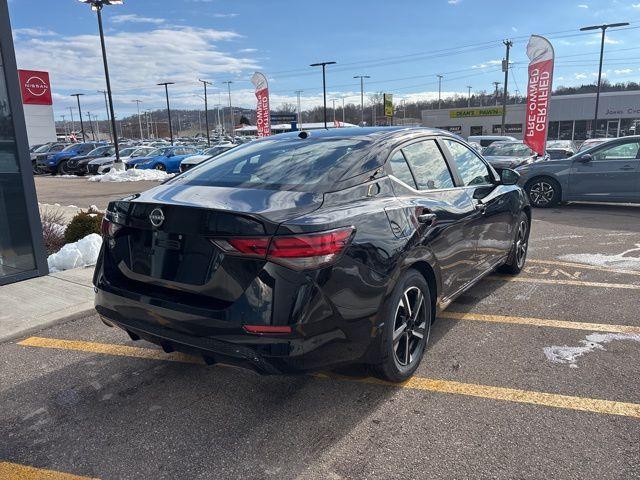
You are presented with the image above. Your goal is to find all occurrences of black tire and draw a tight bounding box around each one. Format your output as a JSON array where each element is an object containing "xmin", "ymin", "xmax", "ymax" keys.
[
  {"xmin": 498, "ymin": 212, "xmax": 530, "ymax": 275},
  {"xmin": 373, "ymin": 269, "xmax": 432, "ymax": 383},
  {"xmin": 57, "ymin": 160, "xmax": 70, "ymax": 175},
  {"xmin": 526, "ymin": 176, "xmax": 561, "ymax": 208},
  {"xmin": 154, "ymin": 163, "xmax": 166, "ymax": 171}
]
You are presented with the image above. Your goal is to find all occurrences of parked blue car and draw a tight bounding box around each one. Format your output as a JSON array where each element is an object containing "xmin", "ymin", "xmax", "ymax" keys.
[
  {"xmin": 36, "ymin": 142, "xmax": 103, "ymax": 174},
  {"xmin": 129, "ymin": 146, "xmax": 201, "ymax": 174}
]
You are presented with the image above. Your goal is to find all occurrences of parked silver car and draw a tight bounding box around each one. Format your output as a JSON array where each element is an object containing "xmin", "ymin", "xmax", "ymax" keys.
[{"xmin": 516, "ymin": 136, "xmax": 640, "ymax": 207}]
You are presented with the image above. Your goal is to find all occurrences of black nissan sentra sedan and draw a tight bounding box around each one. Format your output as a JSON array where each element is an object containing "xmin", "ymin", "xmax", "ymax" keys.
[{"xmin": 94, "ymin": 127, "xmax": 530, "ymax": 382}]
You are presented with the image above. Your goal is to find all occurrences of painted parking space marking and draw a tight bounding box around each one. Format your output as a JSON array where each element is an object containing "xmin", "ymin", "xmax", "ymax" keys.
[
  {"xmin": 528, "ymin": 259, "xmax": 640, "ymax": 277},
  {"xmin": 487, "ymin": 275, "xmax": 640, "ymax": 290},
  {"xmin": 17, "ymin": 337, "xmax": 640, "ymax": 419},
  {"xmin": 439, "ymin": 311, "xmax": 640, "ymax": 335},
  {"xmin": 18, "ymin": 336, "xmax": 204, "ymax": 364},
  {"xmin": 0, "ymin": 462, "xmax": 97, "ymax": 480}
]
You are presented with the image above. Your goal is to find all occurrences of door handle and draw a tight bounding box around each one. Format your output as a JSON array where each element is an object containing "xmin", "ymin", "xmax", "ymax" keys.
[
  {"xmin": 620, "ymin": 165, "xmax": 635, "ymax": 171},
  {"xmin": 417, "ymin": 213, "xmax": 437, "ymax": 225}
]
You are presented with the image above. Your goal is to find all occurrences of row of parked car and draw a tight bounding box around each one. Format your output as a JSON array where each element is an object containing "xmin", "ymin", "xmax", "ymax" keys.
[
  {"xmin": 467, "ymin": 134, "xmax": 640, "ymax": 207},
  {"xmin": 30, "ymin": 138, "xmax": 239, "ymax": 175}
]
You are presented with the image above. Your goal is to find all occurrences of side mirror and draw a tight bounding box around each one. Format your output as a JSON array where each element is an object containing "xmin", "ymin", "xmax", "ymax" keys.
[
  {"xmin": 566, "ymin": 151, "xmax": 573, "ymax": 158},
  {"xmin": 500, "ymin": 168, "xmax": 520, "ymax": 186},
  {"xmin": 579, "ymin": 153, "xmax": 592, "ymax": 163}
]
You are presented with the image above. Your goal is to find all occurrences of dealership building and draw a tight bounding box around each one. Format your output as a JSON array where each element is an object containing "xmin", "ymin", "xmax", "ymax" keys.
[{"xmin": 421, "ymin": 90, "xmax": 640, "ymax": 141}]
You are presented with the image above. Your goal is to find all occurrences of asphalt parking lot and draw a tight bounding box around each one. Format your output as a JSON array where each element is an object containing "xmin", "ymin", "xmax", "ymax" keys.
[{"xmin": 2, "ymin": 181, "xmax": 639, "ymax": 479}]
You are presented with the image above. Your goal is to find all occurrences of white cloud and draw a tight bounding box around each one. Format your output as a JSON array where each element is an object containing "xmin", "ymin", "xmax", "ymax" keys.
[
  {"xmin": 239, "ymin": 48, "xmax": 258, "ymax": 53},
  {"xmin": 511, "ymin": 26, "xmax": 518, "ymax": 32},
  {"xmin": 577, "ymin": 4, "xmax": 589, "ymax": 8},
  {"xmin": 632, "ymin": 3, "xmax": 640, "ymax": 8},
  {"xmin": 15, "ymin": 27, "xmax": 259, "ymax": 115},
  {"xmin": 574, "ymin": 73, "xmax": 588, "ymax": 79},
  {"xmin": 212, "ymin": 13, "xmax": 239, "ymax": 18},
  {"xmin": 471, "ymin": 59, "xmax": 501, "ymax": 69},
  {"xmin": 13, "ymin": 28, "xmax": 56, "ymax": 37},
  {"xmin": 586, "ymin": 33, "xmax": 622, "ymax": 45},
  {"xmin": 111, "ymin": 14, "xmax": 166, "ymax": 25},
  {"xmin": 614, "ymin": 68, "xmax": 633, "ymax": 74},
  {"xmin": 447, "ymin": 0, "xmax": 460, "ymax": 4}
]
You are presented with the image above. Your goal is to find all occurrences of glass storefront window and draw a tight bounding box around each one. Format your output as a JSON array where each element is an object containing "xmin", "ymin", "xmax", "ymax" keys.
[
  {"xmin": 559, "ymin": 121, "xmax": 573, "ymax": 140},
  {"xmin": 619, "ymin": 118, "xmax": 640, "ymax": 136},
  {"xmin": 573, "ymin": 120, "xmax": 588, "ymax": 141},
  {"xmin": 0, "ymin": 49, "xmax": 37, "ymax": 279},
  {"xmin": 548, "ymin": 121, "xmax": 559, "ymax": 140}
]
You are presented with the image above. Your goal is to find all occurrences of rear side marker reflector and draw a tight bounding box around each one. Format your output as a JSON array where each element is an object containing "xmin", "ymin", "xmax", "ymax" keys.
[
  {"xmin": 212, "ymin": 226, "xmax": 355, "ymax": 270},
  {"xmin": 243, "ymin": 325, "xmax": 292, "ymax": 334}
]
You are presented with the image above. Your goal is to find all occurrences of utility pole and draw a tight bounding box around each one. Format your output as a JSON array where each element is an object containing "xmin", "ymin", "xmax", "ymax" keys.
[
  {"xmin": 71, "ymin": 93, "xmax": 85, "ymax": 141},
  {"xmin": 332, "ymin": 98, "xmax": 337, "ymax": 123},
  {"xmin": 157, "ymin": 82, "xmax": 175, "ymax": 144},
  {"xmin": 93, "ymin": 114, "xmax": 100, "ymax": 140},
  {"xmin": 86, "ymin": 111, "xmax": 96, "ymax": 140},
  {"xmin": 222, "ymin": 81, "xmax": 234, "ymax": 140},
  {"xmin": 97, "ymin": 90, "xmax": 112, "ymax": 142},
  {"xmin": 310, "ymin": 61, "xmax": 337, "ymax": 129},
  {"xmin": 133, "ymin": 99, "xmax": 143, "ymax": 140},
  {"xmin": 580, "ymin": 22, "xmax": 629, "ymax": 138},
  {"xmin": 500, "ymin": 39, "xmax": 512, "ymax": 134},
  {"xmin": 198, "ymin": 79, "xmax": 213, "ymax": 146},
  {"xmin": 353, "ymin": 75, "xmax": 370, "ymax": 126},
  {"xmin": 61, "ymin": 114, "xmax": 68, "ymax": 139},
  {"xmin": 341, "ymin": 96, "xmax": 345, "ymax": 124},
  {"xmin": 492, "ymin": 82, "xmax": 501, "ymax": 106},
  {"xmin": 437, "ymin": 74, "xmax": 444, "ymax": 109},
  {"xmin": 67, "ymin": 106, "xmax": 75, "ymax": 137},
  {"xmin": 294, "ymin": 90, "xmax": 303, "ymax": 130},
  {"xmin": 466, "ymin": 86, "xmax": 472, "ymax": 108}
]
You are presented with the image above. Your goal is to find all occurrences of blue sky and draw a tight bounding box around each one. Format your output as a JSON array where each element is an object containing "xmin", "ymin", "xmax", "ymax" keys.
[{"xmin": 8, "ymin": 0, "xmax": 640, "ymax": 120}]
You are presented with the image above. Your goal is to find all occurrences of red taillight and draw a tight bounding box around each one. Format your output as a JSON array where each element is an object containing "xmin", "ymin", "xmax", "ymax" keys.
[
  {"xmin": 100, "ymin": 217, "xmax": 121, "ymax": 238},
  {"xmin": 243, "ymin": 325, "xmax": 292, "ymax": 334},
  {"xmin": 212, "ymin": 227, "xmax": 355, "ymax": 270}
]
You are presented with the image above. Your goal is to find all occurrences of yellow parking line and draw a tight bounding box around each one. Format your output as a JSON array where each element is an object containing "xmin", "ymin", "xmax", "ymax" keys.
[
  {"xmin": 17, "ymin": 336, "xmax": 204, "ymax": 364},
  {"xmin": 17, "ymin": 336, "xmax": 640, "ymax": 419},
  {"xmin": 440, "ymin": 311, "xmax": 640, "ymax": 334},
  {"xmin": 488, "ymin": 275, "xmax": 640, "ymax": 290},
  {"xmin": 528, "ymin": 259, "xmax": 640, "ymax": 277},
  {"xmin": 0, "ymin": 462, "xmax": 97, "ymax": 480}
]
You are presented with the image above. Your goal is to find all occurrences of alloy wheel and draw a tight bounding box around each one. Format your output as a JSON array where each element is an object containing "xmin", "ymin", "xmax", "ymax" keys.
[
  {"xmin": 529, "ymin": 181, "xmax": 554, "ymax": 207},
  {"xmin": 392, "ymin": 286, "xmax": 428, "ymax": 367},
  {"xmin": 515, "ymin": 220, "xmax": 528, "ymax": 268}
]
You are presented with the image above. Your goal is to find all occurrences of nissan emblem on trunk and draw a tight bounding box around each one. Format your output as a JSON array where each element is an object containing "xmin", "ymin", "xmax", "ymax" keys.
[{"xmin": 149, "ymin": 208, "xmax": 165, "ymax": 228}]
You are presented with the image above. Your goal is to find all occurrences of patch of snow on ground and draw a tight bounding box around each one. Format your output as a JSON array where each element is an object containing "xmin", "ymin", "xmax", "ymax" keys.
[
  {"xmin": 88, "ymin": 169, "xmax": 174, "ymax": 183},
  {"xmin": 43, "ymin": 222, "xmax": 66, "ymax": 236},
  {"xmin": 558, "ymin": 244, "xmax": 640, "ymax": 271},
  {"xmin": 544, "ymin": 332, "xmax": 640, "ymax": 368},
  {"xmin": 47, "ymin": 233, "xmax": 102, "ymax": 272}
]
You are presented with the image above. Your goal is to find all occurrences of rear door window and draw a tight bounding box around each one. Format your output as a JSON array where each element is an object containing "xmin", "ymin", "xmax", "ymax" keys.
[{"xmin": 401, "ymin": 140, "xmax": 454, "ymax": 190}]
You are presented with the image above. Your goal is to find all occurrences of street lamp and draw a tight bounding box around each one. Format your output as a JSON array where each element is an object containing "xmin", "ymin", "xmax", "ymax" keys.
[
  {"xmin": 132, "ymin": 99, "xmax": 143, "ymax": 140},
  {"xmin": 222, "ymin": 81, "xmax": 234, "ymax": 141},
  {"xmin": 198, "ymin": 79, "xmax": 212, "ymax": 147},
  {"xmin": 310, "ymin": 61, "xmax": 336, "ymax": 129},
  {"xmin": 157, "ymin": 82, "xmax": 175, "ymax": 144},
  {"xmin": 70, "ymin": 93, "xmax": 86, "ymax": 141},
  {"xmin": 353, "ymin": 75, "xmax": 370, "ymax": 126},
  {"xmin": 97, "ymin": 90, "xmax": 113, "ymax": 142},
  {"xmin": 580, "ymin": 22, "xmax": 629, "ymax": 138},
  {"xmin": 78, "ymin": 0, "xmax": 122, "ymax": 166}
]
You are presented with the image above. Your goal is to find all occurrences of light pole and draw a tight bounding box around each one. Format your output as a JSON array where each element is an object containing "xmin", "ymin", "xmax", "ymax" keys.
[
  {"xmin": 294, "ymin": 90, "xmax": 303, "ymax": 130},
  {"xmin": 198, "ymin": 79, "xmax": 212, "ymax": 146},
  {"xmin": 331, "ymin": 98, "xmax": 337, "ymax": 123},
  {"xmin": 97, "ymin": 90, "xmax": 113, "ymax": 142},
  {"xmin": 67, "ymin": 106, "xmax": 75, "ymax": 138},
  {"xmin": 222, "ymin": 81, "xmax": 234, "ymax": 141},
  {"xmin": 86, "ymin": 111, "xmax": 95, "ymax": 140},
  {"xmin": 310, "ymin": 61, "xmax": 336, "ymax": 129},
  {"xmin": 157, "ymin": 82, "xmax": 175, "ymax": 144},
  {"xmin": 580, "ymin": 22, "xmax": 629, "ymax": 138},
  {"xmin": 133, "ymin": 99, "xmax": 143, "ymax": 139},
  {"xmin": 492, "ymin": 82, "xmax": 501, "ymax": 106},
  {"xmin": 353, "ymin": 75, "xmax": 370, "ymax": 126},
  {"xmin": 78, "ymin": 0, "xmax": 122, "ymax": 166},
  {"xmin": 437, "ymin": 74, "xmax": 443, "ymax": 109},
  {"xmin": 466, "ymin": 86, "xmax": 472, "ymax": 108},
  {"xmin": 70, "ymin": 93, "xmax": 86, "ymax": 141}
]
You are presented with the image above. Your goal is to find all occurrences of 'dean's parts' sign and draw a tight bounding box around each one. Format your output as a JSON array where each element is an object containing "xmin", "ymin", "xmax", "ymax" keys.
[{"xmin": 18, "ymin": 69, "xmax": 53, "ymax": 105}]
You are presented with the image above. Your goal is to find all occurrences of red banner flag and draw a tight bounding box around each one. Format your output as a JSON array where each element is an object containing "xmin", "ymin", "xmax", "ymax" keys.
[
  {"xmin": 251, "ymin": 72, "xmax": 271, "ymax": 137},
  {"xmin": 524, "ymin": 35, "xmax": 554, "ymax": 156}
]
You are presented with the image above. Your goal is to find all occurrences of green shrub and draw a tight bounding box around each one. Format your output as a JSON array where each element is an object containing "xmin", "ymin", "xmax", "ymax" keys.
[{"xmin": 64, "ymin": 208, "xmax": 104, "ymax": 243}]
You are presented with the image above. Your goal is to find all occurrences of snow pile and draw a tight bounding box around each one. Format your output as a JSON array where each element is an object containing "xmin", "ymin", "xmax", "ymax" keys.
[
  {"xmin": 43, "ymin": 222, "xmax": 66, "ymax": 236},
  {"xmin": 88, "ymin": 169, "xmax": 174, "ymax": 183},
  {"xmin": 544, "ymin": 332, "xmax": 640, "ymax": 368},
  {"xmin": 559, "ymin": 244, "xmax": 640, "ymax": 272},
  {"xmin": 47, "ymin": 233, "xmax": 103, "ymax": 272}
]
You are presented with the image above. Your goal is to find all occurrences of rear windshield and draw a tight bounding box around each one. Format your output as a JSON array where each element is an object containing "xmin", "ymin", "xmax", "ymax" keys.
[
  {"xmin": 482, "ymin": 143, "xmax": 533, "ymax": 157},
  {"xmin": 172, "ymin": 138, "xmax": 370, "ymax": 191}
]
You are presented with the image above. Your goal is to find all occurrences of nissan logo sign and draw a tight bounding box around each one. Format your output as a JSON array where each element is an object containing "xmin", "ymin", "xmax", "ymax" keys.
[
  {"xmin": 149, "ymin": 208, "xmax": 165, "ymax": 227},
  {"xmin": 24, "ymin": 75, "xmax": 49, "ymax": 97}
]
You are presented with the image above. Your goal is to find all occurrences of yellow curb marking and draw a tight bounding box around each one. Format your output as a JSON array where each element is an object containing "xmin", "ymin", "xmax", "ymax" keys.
[
  {"xmin": 439, "ymin": 311, "xmax": 640, "ymax": 335},
  {"xmin": 0, "ymin": 462, "xmax": 98, "ymax": 480},
  {"xmin": 17, "ymin": 337, "xmax": 640, "ymax": 419}
]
